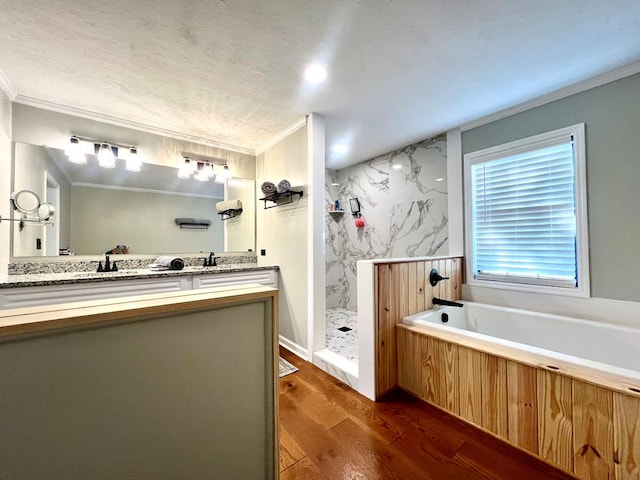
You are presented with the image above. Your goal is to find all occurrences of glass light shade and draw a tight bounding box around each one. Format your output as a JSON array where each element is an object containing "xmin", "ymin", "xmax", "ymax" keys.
[
  {"xmin": 97, "ymin": 142, "xmax": 116, "ymax": 168},
  {"xmin": 204, "ymin": 163, "xmax": 214, "ymax": 178},
  {"xmin": 65, "ymin": 136, "xmax": 87, "ymax": 164},
  {"xmin": 220, "ymin": 165, "xmax": 233, "ymax": 182},
  {"xmin": 125, "ymin": 146, "xmax": 141, "ymax": 172},
  {"xmin": 177, "ymin": 157, "xmax": 192, "ymax": 178},
  {"xmin": 215, "ymin": 164, "xmax": 232, "ymax": 183},
  {"xmin": 194, "ymin": 162, "xmax": 209, "ymax": 181}
]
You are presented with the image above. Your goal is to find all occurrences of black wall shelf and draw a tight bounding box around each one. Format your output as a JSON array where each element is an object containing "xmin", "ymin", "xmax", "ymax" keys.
[{"xmin": 259, "ymin": 190, "xmax": 303, "ymax": 209}]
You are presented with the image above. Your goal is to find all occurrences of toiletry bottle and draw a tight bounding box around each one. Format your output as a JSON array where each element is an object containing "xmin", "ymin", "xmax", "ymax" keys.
[{"xmin": 335, "ymin": 199, "xmax": 340, "ymax": 211}]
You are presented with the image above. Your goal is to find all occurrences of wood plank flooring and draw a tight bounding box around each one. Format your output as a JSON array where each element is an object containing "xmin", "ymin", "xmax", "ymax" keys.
[{"xmin": 279, "ymin": 347, "xmax": 578, "ymax": 480}]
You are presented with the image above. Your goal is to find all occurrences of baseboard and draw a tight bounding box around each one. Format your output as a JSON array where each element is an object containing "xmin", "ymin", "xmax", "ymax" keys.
[{"xmin": 278, "ymin": 335, "xmax": 308, "ymax": 360}]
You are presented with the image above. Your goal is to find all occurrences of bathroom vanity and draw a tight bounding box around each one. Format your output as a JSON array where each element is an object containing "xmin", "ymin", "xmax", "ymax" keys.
[
  {"xmin": 0, "ymin": 284, "xmax": 279, "ymax": 479},
  {"xmin": 0, "ymin": 264, "xmax": 278, "ymax": 309}
]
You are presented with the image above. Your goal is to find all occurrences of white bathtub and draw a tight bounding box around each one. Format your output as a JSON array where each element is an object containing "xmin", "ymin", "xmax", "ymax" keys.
[{"xmin": 402, "ymin": 301, "xmax": 640, "ymax": 395}]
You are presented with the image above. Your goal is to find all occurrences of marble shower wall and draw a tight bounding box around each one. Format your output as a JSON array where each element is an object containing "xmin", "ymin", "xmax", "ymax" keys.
[{"xmin": 326, "ymin": 134, "xmax": 448, "ymax": 310}]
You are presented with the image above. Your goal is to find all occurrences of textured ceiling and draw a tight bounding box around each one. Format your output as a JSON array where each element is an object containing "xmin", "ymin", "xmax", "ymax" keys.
[{"xmin": 1, "ymin": 0, "xmax": 640, "ymax": 168}]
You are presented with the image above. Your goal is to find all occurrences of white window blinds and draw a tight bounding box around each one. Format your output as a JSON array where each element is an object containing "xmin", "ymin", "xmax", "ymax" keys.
[{"xmin": 470, "ymin": 139, "xmax": 578, "ymax": 287}]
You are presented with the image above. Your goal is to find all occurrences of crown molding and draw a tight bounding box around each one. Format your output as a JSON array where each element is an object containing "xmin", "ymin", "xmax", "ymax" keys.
[
  {"xmin": 0, "ymin": 68, "xmax": 17, "ymax": 100},
  {"xmin": 255, "ymin": 116, "xmax": 308, "ymax": 155},
  {"xmin": 13, "ymin": 95, "xmax": 256, "ymax": 155},
  {"xmin": 460, "ymin": 61, "xmax": 640, "ymax": 132}
]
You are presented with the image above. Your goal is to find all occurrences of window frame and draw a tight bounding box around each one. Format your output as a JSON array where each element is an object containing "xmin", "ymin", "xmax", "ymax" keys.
[{"xmin": 464, "ymin": 124, "xmax": 590, "ymax": 298}]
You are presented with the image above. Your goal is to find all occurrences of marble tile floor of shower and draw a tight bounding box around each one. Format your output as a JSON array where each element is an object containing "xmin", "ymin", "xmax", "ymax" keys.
[
  {"xmin": 325, "ymin": 308, "xmax": 358, "ymax": 362},
  {"xmin": 312, "ymin": 308, "xmax": 359, "ymax": 389}
]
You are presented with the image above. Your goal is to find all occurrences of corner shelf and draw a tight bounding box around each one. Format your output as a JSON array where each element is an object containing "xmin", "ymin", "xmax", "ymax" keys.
[
  {"xmin": 259, "ymin": 190, "xmax": 303, "ymax": 209},
  {"xmin": 328, "ymin": 209, "xmax": 345, "ymax": 214}
]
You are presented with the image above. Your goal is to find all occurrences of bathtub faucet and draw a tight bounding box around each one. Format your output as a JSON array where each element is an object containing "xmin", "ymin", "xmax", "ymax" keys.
[{"xmin": 432, "ymin": 297, "xmax": 463, "ymax": 308}]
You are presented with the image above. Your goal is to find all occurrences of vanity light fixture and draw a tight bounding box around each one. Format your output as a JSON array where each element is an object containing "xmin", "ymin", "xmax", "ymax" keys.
[
  {"xmin": 178, "ymin": 156, "xmax": 232, "ymax": 183},
  {"xmin": 65, "ymin": 135, "xmax": 141, "ymax": 172}
]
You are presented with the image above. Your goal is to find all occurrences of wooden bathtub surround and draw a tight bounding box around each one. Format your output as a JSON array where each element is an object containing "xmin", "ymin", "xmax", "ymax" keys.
[
  {"xmin": 374, "ymin": 256, "xmax": 463, "ymax": 398},
  {"xmin": 397, "ymin": 325, "xmax": 640, "ymax": 480},
  {"xmin": 0, "ymin": 285, "xmax": 279, "ymax": 480}
]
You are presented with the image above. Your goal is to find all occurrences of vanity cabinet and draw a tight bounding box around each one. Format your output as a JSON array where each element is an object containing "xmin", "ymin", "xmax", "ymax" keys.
[
  {"xmin": 0, "ymin": 268, "xmax": 278, "ymax": 310},
  {"xmin": 0, "ymin": 277, "xmax": 190, "ymax": 310},
  {"xmin": 192, "ymin": 269, "xmax": 278, "ymax": 289}
]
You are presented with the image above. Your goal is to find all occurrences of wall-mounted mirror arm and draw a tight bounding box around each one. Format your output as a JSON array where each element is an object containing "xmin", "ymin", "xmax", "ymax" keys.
[
  {"xmin": 0, "ymin": 215, "xmax": 54, "ymax": 231},
  {"xmin": 3, "ymin": 189, "xmax": 55, "ymax": 231}
]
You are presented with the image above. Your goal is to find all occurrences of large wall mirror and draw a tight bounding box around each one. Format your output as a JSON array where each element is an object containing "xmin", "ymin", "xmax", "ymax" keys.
[{"xmin": 12, "ymin": 142, "xmax": 256, "ymax": 257}]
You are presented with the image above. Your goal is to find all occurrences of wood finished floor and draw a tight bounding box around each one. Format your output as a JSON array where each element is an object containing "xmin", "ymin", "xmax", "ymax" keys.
[{"xmin": 278, "ymin": 348, "xmax": 578, "ymax": 480}]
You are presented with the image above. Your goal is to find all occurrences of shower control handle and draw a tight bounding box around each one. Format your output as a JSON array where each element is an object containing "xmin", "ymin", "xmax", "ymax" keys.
[{"xmin": 429, "ymin": 268, "xmax": 449, "ymax": 287}]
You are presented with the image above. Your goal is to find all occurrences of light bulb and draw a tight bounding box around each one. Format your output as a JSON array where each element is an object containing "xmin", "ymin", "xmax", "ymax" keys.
[
  {"xmin": 215, "ymin": 165, "xmax": 232, "ymax": 183},
  {"xmin": 204, "ymin": 163, "xmax": 214, "ymax": 178}
]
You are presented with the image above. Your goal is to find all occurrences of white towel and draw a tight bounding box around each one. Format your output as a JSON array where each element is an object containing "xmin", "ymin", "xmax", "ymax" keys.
[
  {"xmin": 277, "ymin": 179, "xmax": 291, "ymax": 193},
  {"xmin": 216, "ymin": 199, "xmax": 242, "ymax": 213},
  {"xmin": 149, "ymin": 256, "xmax": 185, "ymax": 271}
]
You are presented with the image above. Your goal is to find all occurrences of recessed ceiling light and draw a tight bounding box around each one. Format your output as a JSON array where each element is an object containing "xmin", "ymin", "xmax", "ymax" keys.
[
  {"xmin": 333, "ymin": 144, "xmax": 348, "ymax": 154},
  {"xmin": 304, "ymin": 64, "xmax": 327, "ymax": 83},
  {"xmin": 392, "ymin": 164, "xmax": 402, "ymax": 170},
  {"xmin": 435, "ymin": 177, "xmax": 445, "ymax": 182}
]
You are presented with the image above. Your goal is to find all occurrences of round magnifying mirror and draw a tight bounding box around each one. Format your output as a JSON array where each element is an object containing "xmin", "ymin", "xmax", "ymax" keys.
[
  {"xmin": 10, "ymin": 190, "xmax": 41, "ymax": 214},
  {"xmin": 37, "ymin": 202, "xmax": 55, "ymax": 221}
]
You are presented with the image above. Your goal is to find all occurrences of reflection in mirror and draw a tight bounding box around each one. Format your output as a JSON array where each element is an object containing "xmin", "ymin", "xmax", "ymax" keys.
[{"xmin": 12, "ymin": 142, "xmax": 255, "ymax": 257}]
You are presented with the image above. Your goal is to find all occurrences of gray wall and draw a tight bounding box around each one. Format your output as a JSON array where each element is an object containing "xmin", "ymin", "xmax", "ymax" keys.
[
  {"xmin": 0, "ymin": 301, "xmax": 275, "ymax": 479},
  {"xmin": 70, "ymin": 186, "xmax": 224, "ymax": 255},
  {"xmin": 462, "ymin": 73, "xmax": 640, "ymax": 302},
  {"xmin": 326, "ymin": 135, "xmax": 449, "ymax": 310}
]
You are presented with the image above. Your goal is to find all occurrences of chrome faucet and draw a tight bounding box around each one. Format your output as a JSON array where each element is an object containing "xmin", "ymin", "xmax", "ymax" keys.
[{"xmin": 432, "ymin": 297, "xmax": 463, "ymax": 308}]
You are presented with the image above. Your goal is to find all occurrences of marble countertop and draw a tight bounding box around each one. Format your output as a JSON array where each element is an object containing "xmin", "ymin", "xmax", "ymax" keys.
[{"xmin": 0, "ymin": 264, "xmax": 279, "ymax": 289}]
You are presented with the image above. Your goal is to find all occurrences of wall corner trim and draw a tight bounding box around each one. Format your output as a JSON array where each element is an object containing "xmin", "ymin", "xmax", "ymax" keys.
[{"xmin": 255, "ymin": 116, "xmax": 308, "ymax": 155}]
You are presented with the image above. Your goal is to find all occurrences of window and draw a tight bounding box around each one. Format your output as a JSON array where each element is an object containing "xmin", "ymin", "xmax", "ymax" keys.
[{"xmin": 464, "ymin": 124, "xmax": 589, "ymax": 297}]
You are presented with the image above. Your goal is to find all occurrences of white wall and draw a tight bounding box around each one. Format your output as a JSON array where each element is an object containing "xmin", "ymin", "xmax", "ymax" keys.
[
  {"xmin": 224, "ymin": 179, "xmax": 255, "ymax": 252},
  {"xmin": 70, "ymin": 186, "xmax": 223, "ymax": 255},
  {"xmin": 256, "ymin": 124, "xmax": 309, "ymax": 355},
  {"xmin": 0, "ymin": 91, "xmax": 10, "ymax": 274}
]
